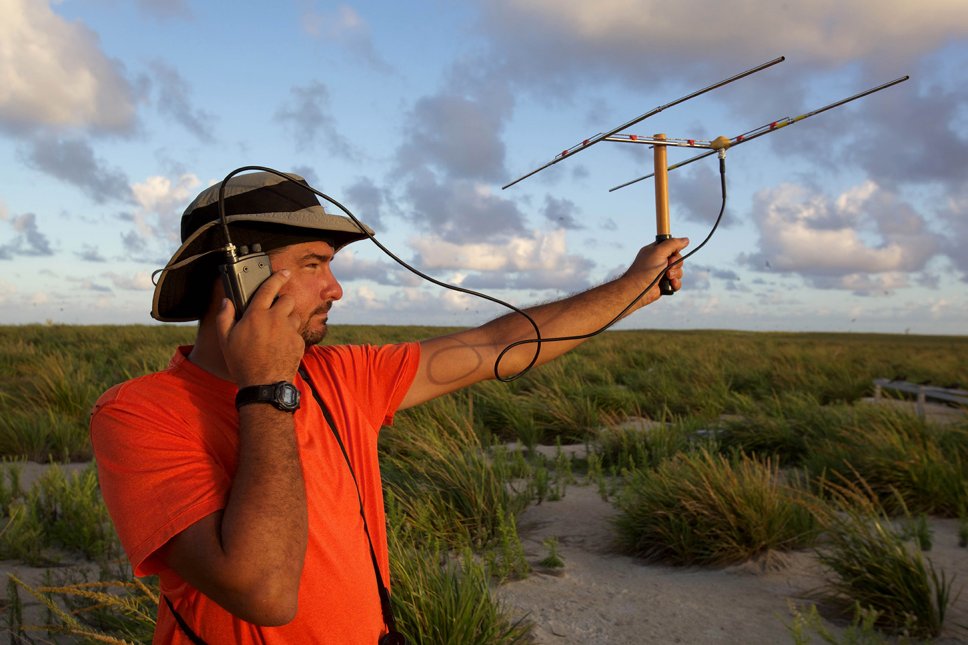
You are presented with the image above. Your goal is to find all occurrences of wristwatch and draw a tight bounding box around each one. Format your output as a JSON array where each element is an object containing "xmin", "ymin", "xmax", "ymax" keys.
[{"xmin": 235, "ymin": 381, "xmax": 301, "ymax": 413}]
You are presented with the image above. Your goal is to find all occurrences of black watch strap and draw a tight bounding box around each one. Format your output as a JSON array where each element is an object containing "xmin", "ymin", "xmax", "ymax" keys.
[{"xmin": 235, "ymin": 381, "xmax": 300, "ymax": 412}]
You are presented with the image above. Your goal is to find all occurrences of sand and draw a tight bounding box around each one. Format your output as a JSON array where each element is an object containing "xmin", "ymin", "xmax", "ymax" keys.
[{"xmin": 495, "ymin": 482, "xmax": 968, "ymax": 644}]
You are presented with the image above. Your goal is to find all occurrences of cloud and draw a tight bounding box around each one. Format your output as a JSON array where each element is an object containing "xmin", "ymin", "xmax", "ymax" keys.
[
  {"xmin": 670, "ymin": 162, "xmax": 732, "ymax": 227},
  {"xmin": 333, "ymin": 249, "xmax": 421, "ymax": 287},
  {"xmin": 105, "ymin": 271, "xmax": 154, "ymax": 290},
  {"xmin": 478, "ymin": 1, "xmax": 968, "ymax": 89},
  {"xmin": 937, "ymin": 179, "xmax": 968, "ymax": 281},
  {"xmin": 843, "ymin": 73, "xmax": 968, "ymax": 188},
  {"xmin": 739, "ymin": 181, "xmax": 943, "ymax": 294},
  {"xmin": 342, "ymin": 177, "xmax": 386, "ymax": 231},
  {"xmin": 136, "ymin": 0, "xmax": 192, "ymax": 19},
  {"xmin": 300, "ymin": 4, "xmax": 391, "ymax": 73},
  {"xmin": 542, "ymin": 196, "xmax": 583, "ymax": 229},
  {"xmin": 149, "ymin": 61, "xmax": 216, "ymax": 141},
  {"xmin": 275, "ymin": 81, "xmax": 354, "ymax": 156},
  {"xmin": 0, "ymin": 212, "xmax": 54, "ymax": 258},
  {"xmin": 66, "ymin": 276, "xmax": 113, "ymax": 293},
  {"xmin": 124, "ymin": 173, "xmax": 202, "ymax": 254},
  {"xmin": 395, "ymin": 91, "xmax": 510, "ymax": 182},
  {"xmin": 404, "ymin": 172, "xmax": 527, "ymax": 243},
  {"xmin": 121, "ymin": 229, "xmax": 148, "ymax": 255},
  {"xmin": 104, "ymin": 173, "xmax": 200, "ymax": 267},
  {"xmin": 409, "ymin": 228, "xmax": 595, "ymax": 291},
  {"xmin": 76, "ymin": 244, "xmax": 107, "ymax": 262},
  {"xmin": 21, "ymin": 135, "xmax": 133, "ymax": 203},
  {"xmin": 0, "ymin": 0, "xmax": 136, "ymax": 134}
]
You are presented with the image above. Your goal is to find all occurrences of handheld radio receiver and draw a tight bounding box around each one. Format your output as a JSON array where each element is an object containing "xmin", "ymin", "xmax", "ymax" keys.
[
  {"xmin": 215, "ymin": 169, "xmax": 276, "ymax": 319},
  {"xmin": 219, "ymin": 242, "xmax": 271, "ymax": 320}
]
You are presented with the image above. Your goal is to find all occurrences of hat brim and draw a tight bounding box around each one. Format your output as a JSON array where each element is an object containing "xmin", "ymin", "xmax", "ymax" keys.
[{"xmin": 151, "ymin": 207, "xmax": 372, "ymax": 322}]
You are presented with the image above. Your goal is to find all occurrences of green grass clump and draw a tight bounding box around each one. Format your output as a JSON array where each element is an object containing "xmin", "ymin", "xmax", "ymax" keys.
[
  {"xmin": 815, "ymin": 480, "xmax": 955, "ymax": 639},
  {"xmin": 380, "ymin": 394, "xmax": 531, "ymax": 549},
  {"xmin": 716, "ymin": 392, "xmax": 838, "ymax": 465},
  {"xmin": 786, "ymin": 601, "xmax": 885, "ymax": 645},
  {"xmin": 471, "ymin": 379, "xmax": 540, "ymax": 448},
  {"xmin": 614, "ymin": 448, "xmax": 818, "ymax": 565},
  {"xmin": 593, "ymin": 417, "xmax": 712, "ymax": 472},
  {"xmin": 388, "ymin": 540, "xmax": 530, "ymax": 644},
  {"xmin": 538, "ymin": 537, "xmax": 565, "ymax": 570},
  {"xmin": 0, "ymin": 462, "xmax": 119, "ymax": 564},
  {"xmin": 805, "ymin": 412, "xmax": 968, "ymax": 517}
]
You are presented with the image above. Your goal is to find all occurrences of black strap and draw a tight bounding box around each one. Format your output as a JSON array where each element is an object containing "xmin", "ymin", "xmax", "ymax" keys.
[
  {"xmin": 298, "ymin": 367, "xmax": 404, "ymax": 641},
  {"xmin": 164, "ymin": 594, "xmax": 208, "ymax": 644}
]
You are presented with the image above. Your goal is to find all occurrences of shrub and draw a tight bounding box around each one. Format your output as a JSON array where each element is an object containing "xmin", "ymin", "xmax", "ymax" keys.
[
  {"xmin": 614, "ymin": 448, "xmax": 818, "ymax": 565},
  {"xmin": 815, "ymin": 478, "xmax": 955, "ymax": 639},
  {"xmin": 380, "ymin": 394, "xmax": 531, "ymax": 549},
  {"xmin": 388, "ymin": 542, "xmax": 530, "ymax": 645},
  {"xmin": 805, "ymin": 410, "xmax": 968, "ymax": 517}
]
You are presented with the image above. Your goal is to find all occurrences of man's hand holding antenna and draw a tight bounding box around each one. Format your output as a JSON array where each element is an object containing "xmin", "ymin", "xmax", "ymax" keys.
[{"xmin": 624, "ymin": 238, "xmax": 689, "ymax": 310}]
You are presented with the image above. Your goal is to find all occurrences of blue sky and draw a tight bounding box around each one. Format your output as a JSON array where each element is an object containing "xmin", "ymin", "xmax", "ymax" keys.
[{"xmin": 1, "ymin": 0, "xmax": 966, "ymax": 335}]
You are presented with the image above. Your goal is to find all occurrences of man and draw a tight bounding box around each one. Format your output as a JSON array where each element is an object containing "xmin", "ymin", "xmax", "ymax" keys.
[{"xmin": 91, "ymin": 170, "xmax": 687, "ymax": 644}]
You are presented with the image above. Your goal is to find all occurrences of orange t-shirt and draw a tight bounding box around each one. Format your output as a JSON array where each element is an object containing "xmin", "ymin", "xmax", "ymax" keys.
[{"xmin": 91, "ymin": 343, "xmax": 419, "ymax": 644}]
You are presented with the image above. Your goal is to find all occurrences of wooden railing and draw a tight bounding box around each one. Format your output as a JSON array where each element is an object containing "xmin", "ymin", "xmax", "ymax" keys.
[{"xmin": 873, "ymin": 379, "xmax": 968, "ymax": 418}]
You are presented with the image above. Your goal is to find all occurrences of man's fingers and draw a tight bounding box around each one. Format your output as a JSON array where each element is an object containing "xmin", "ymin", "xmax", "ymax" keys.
[
  {"xmin": 657, "ymin": 236, "xmax": 690, "ymax": 257},
  {"xmin": 247, "ymin": 269, "xmax": 292, "ymax": 310}
]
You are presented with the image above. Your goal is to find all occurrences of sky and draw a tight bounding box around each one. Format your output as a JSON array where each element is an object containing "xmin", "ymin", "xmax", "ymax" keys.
[{"xmin": 1, "ymin": 0, "xmax": 966, "ymax": 335}]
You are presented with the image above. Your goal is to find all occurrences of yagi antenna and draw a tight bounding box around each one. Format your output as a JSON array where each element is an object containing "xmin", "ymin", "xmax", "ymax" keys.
[
  {"xmin": 607, "ymin": 75, "xmax": 909, "ymax": 192},
  {"xmin": 502, "ymin": 56, "xmax": 786, "ymax": 190},
  {"xmin": 502, "ymin": 57, "xmax": 909, "ymax": 295}
]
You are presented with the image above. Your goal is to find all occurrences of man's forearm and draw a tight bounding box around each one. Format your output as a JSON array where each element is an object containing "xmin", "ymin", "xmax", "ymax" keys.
[
  {"xmin": 471, "ymin": 271, "xmax": 652, "ymax": 376},
  {"xmin": 403, "ymin": 238, "xmax": 687, "ymax": 409},
  {"xmin": 221, "ymin": 405, "xmax": 308, "ymax": 592},
  {"xmin": 165, "ymin": 404, "xmax": 308, "ymax": 625}
]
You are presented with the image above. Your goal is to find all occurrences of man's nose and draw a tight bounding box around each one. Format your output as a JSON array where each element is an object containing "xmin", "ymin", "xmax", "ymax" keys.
[{"xmin": 323, "ymin": 273, "xmax": 343, "ymax": 301}]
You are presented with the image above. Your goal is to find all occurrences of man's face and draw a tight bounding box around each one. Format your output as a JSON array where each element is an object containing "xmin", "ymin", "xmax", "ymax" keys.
[{"xmin": 268, "ymin": 240, "xmax": 343, "ymax": 346}]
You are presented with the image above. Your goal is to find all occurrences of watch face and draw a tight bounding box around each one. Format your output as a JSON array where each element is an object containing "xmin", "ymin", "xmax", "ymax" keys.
[{"xmin": 275, "ymin": 382, "xmax": 300, "ymax": 410}]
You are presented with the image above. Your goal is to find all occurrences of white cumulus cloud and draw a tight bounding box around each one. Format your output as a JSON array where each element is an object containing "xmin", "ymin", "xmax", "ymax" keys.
[
  {"xmin": 741, "ymin": 181, "xmax": 943, "ymax": 293},
  {"xmin": 131, "ymin": 173, "xmax": 201, "ymax": 242},
  {"xmin": 486, "ymin": 0, "xmax": 968, "ymax": 67},
  {"xmin": 0, "ymin": 0, "xmax": 136, "ymax": 132},
  {"xmin": 411, "ymin": 229, "xmax": 576, "ymax": 273}
]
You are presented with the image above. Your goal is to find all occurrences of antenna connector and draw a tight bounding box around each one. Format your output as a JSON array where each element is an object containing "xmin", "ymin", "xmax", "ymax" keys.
[{"xmin": 710, "ymin": 135, "xmax": 732, "ymax": 151}]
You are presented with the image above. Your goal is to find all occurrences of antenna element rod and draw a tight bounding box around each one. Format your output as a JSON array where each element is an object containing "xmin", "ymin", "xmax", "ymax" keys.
[{"xmin": 502, "ymin": 56, "xmax": 786, "ymax": 189}]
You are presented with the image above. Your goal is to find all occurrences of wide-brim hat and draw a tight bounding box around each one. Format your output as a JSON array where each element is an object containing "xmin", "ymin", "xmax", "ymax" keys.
[{"xmin": 151, "ymin": 170, "xmax": 373, "ymax": 322}]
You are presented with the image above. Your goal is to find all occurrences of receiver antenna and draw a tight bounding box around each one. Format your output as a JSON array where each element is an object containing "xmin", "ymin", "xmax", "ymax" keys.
[
  {"xmin": 501, "ymin": 56, "xmax": 785, "ymax": 190},
  {"xmin": 502, "ymin": 60, "xmax": 908, "ymax": 295},
  {"xmin": 607, "ymin": 75, "xmax": 909, "ymax": 192}
]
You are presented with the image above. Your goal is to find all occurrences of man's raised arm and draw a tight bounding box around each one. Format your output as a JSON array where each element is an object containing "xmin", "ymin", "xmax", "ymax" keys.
[{"xmin": 401, "ymin": 237, "xmax": 689, "ymax": 409}]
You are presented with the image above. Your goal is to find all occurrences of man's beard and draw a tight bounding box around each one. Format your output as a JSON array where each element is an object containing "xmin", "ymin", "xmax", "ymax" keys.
[{"xmin": 300, "ymin": 303, "xmax": 332, "ymax": 346}]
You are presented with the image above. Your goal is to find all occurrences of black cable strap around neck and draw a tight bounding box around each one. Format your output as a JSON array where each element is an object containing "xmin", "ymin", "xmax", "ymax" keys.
[
  {"xmin": 164, "ymin": 594, "xmax": 207, "ymax": 644},
  {"xmin": 298, "ymin": 366, "xmax": 404, "ymax": 642}
]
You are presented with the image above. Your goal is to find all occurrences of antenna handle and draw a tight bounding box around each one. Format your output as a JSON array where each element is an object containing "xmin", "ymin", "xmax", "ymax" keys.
[{"xmin": 653, "ymin": 135, "xmax": 676, "ymax": 295}]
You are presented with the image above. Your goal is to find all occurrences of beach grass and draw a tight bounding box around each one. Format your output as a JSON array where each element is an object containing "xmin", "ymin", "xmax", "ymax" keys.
[
  {"xmin": 613, "ymin": 448, "xmax": 819, "ymax": 565},
  {"xmin": 0, "ymin": 324, "xmax": 964, "ymax": 640},
  {"xmin": 814, "ymin": 478, "xmax": 956, "ymax": 639}
]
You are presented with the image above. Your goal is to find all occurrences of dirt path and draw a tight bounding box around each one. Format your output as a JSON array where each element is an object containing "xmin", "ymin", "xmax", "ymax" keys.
[{"xmin": 495, "ymin": 484, "xmax": 968, "ymax": 644}]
